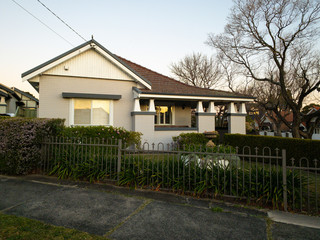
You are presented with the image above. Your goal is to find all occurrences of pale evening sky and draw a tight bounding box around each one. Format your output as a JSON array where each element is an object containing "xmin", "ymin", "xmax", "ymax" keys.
[{"xmin": 0, "ymin": 0, "xmax": 234, "ymax": 97}]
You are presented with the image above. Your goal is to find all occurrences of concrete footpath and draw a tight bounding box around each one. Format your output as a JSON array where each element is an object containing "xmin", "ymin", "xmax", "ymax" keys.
[{"xmin": 0, "ymin": 175, "xmax": 319, "ymax": 240}]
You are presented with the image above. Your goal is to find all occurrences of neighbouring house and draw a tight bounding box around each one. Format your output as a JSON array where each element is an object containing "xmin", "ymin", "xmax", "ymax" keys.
[
  {"xmin": 12, "ymin": 87, "xmax": 39, "ymax": 117},
  {"xmin": 0, "ymin": 83, "xmax": 21, "ymax": 116},
  {"xmin": 0, "ymin": 83, "xmax": 39, "ymax": 117},
  {"xmin": 303, "ymin": 105, "xmax": 320, "ymax": 140},
  {"xmin": 22, "ymin": 39, "xmax": 254, "ymax": 144}
]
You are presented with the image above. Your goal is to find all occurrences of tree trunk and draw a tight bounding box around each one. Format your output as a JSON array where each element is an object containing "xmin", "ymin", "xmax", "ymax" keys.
[
  {"xmin": 274, "ymin": 124, "xmax": 282, "ymax": 137},
  {"xmin": 291, "ymin": 120, "xmax": 301, "ymax": 138}
]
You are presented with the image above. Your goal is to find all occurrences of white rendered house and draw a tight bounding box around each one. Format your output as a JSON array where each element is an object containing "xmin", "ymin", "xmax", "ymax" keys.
[{"xmin": 22, "ymin": 39, "xmax": 254, "ymax": 144}]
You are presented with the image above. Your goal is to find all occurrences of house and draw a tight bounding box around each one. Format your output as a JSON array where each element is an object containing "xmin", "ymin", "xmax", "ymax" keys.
[
  {"xmin": 304, "ymin": 105, "xmax": 320, "ymax": 140},
  {"xmin": 0, "ymin": 83, "xmax": 23, "ymax": 116},
  {"xmin": 12, "ymin": 87, "xmax": 39, "ymax": 117},
  {"xmin": 0, "ymin": 83, "xmax": 39, "ymax": 117},
  {"xmin": 22, "ymin": 39, "xmax": 254, "ymax": 144}
]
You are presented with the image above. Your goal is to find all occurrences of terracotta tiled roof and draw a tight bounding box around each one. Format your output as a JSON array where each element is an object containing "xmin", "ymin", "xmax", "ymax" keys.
[
  {"xmin": 313, "ymin": 105, "xmax": 320, "ymax": 111},
  {"xmin": 116, "ymin": 55, "xmax": 252, "ymax": 99}
]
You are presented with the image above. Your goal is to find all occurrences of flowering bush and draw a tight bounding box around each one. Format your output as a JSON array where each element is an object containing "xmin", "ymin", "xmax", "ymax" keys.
[{"xmin": 0, "ymin": 118, "xmax": 65, "ymax": 175}]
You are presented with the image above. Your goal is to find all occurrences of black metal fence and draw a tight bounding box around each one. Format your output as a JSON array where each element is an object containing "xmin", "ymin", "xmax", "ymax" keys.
[{"xmin": 40, "ymin": 137, "xmax": 319, "ymax": 214}]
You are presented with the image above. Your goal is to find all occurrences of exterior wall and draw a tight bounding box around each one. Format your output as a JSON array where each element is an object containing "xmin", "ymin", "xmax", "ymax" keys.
[
  {"xmin": 6, "ymin": 98, "xmax": 18, "ymax": 114},
  {"xmin": 228, "ymin": 115, "xmax": 246, "ymax": 134},
  {"xmin": 313, "ymin": 134, "xmax": 320, "ymax": 140},
  {"xmin": 44, "ymin": 49, "xmax": 133, "ymax": 81},
  {"xmin": 39, "ymin": 75, "xmax": 136, "ymax": 130},
  {"xmin": 0, "ymin": 97, "xmax": 6, "ymax": 114},
  {"xmin": 140, "ymin": 104, "xmax": 148, "ymax": 111},
  {"xmin": 132, "ymin": 113, "xmax": 155, "ymax": 143},
  {"xmin": 174, "ymin": 106, "xmax": 191, "ymax": 127},
  {"xmin": 197, "ymin": 113, "xmax": 215, "ymax": 133}
]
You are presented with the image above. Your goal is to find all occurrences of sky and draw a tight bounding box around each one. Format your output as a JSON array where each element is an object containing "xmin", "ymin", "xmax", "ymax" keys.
[{"xmin": 0, "ymin": 0, "xmax": 233, "ymax": 98}]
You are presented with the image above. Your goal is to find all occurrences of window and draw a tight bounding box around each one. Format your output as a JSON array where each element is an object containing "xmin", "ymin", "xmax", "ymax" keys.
[
  {"xmin": 72, "ymin": 99, "xmax": 112, "ymax": 126},
  {"xmin": 155, "ymin": 106, "xmax": 173, "ymax": 125}
]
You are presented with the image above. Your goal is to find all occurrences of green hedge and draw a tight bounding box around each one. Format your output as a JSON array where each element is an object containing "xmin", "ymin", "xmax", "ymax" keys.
[
  {"xmin": 59, "ymin": 126, "xmax": 142, "ymax": 146},
  {"xmin": 173, "ymin": 132, "xmax": 220, "ymax": 147},
  {"xmin": 224, "ymin": 134, "xmax": 320, "ymax": 167},
  {"xmin": 0, "ymin": 118, "xmax": 65, "ymax": 175}
]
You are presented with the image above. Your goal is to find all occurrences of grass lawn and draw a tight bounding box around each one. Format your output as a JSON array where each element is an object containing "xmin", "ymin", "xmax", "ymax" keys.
[{"xmin": 0, "ymin": 213, "xmax": 107, "ymax": 240}]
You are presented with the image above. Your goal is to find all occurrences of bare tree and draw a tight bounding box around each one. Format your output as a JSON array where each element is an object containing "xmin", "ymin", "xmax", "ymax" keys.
[
  {"xmin": 207, "ymin": 0, "xmax": 320, "ymax": 138},
  {"xmin": 170, "ymin": 53, "xmax": 222, "ymax": 89}
]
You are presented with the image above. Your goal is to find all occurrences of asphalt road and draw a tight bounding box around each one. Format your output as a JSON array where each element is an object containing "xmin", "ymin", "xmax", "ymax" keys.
[{"xmin": 0, "ymin": 175, "xmax": 319, "ymax": 240}]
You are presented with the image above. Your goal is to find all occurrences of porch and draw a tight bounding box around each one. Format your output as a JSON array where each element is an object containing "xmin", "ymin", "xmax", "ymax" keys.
[{"xmin": 131, "ymin": 96, "xmax": 248, "ymax": 144}]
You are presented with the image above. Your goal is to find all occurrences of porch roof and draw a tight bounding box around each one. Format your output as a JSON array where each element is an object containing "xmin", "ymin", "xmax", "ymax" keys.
[{"xmin": 117, "ymin": 56, "xmax": 254, "ymax": 101}]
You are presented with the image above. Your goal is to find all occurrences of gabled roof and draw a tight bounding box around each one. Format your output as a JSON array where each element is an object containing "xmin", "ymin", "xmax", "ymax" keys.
[
  {"xmin": 0, "ymin": 83, "xmax": 21, "ymax": 101},
  {"xmin": 22, "ymin": 39, "xmax": 253, "ymax": 100},
  {"xmin": 314, "ymin": 105, "xmax": 320, "ymax": 111},
  {"xmin": 12, "ymin": 87, "xmax": 39, "ymax": 103},
  {"xmin": 22, "ymin": 39, "xmax": 152, "ymax": 90}
]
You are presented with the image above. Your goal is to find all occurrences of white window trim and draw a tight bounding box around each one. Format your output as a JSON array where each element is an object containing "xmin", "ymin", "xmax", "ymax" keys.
[{"xmin": 69, "ymin": 98, "xmax": 113, "ymax": 126}]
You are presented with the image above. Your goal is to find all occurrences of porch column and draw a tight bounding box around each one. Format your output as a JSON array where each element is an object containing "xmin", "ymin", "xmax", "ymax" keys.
[
  {"xmin": 227, "ymin": 102, "xmax": 246, "ymax": 134},
  {"xmin": 0, "ymin": 97, "xmax": 7, "ymax": 114},
  {"xmin": 207, "ymin": 101, "xmax": 215, "ymax": 113},
  {"xmin": 149, "ymin": 99, "xmax": 156, "ymax": 112},
  {"xmin": 133, "ymin": 98, "xmax": 141, "ymax": 112},
  {"xmin": 197, "ymin": 101, "xmax": 204, "ymax": 112},
  {"xmin": 196, "ymin": 101, "xmax": 216, "ymax": 133}
]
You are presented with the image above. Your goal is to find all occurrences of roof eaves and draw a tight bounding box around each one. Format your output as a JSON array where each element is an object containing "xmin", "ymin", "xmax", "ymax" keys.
[
  {"xmin": 0, "ymin": 83, "xmax": 14, "ymax": 94},
  {"xmin": 139, "ymin": 91, "xmax": 255, "ymax": 100},
  {"xmin": 13, "ymin": 87, "xmax": 39, "ymax": 103},
  {"xmin": 0, "ymin": 90, "xmax": 8, "ymax": 98},
  {"xmin": 132, "ymin": 87, "xmax": 142, "ymax": 94}
]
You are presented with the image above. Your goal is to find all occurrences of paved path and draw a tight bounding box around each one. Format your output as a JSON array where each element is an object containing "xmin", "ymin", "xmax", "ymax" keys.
[{"xmin": 0, "ymin": 175, "xmax": 319, "ymax": 240}]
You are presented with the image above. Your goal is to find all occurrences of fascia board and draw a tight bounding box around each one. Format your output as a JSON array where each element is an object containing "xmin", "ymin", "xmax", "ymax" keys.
[{"xmin": 137, "ymin": 93, "xmax": 254, "ymax": 102}]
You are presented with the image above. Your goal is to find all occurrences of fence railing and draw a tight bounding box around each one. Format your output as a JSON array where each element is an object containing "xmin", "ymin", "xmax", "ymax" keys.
[{"xmin": 40, "ymin": 137, "xmax": 319, "ymax": 214}]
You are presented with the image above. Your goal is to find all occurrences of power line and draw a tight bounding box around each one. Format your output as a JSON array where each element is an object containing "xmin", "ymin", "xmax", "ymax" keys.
[
  {"xmin": 37, "ymin": 0, "xmax": 87, "ymax": 42},
  {"xmin": 10, "ymin": 0, "xmax": 74, "ymax": 47}
]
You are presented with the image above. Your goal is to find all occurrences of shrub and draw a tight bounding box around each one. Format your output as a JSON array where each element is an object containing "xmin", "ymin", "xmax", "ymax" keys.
[
  {"xmin": 173, "ymin": 132, "xmax": 224, "ymax": 152},
  {"xmin": 224, "ymin": 134, "xmax": 320, "ymax": 167},
  {"xmin": 58, "ymin": 126, "xmax": 142, "ymax": 146},
  {"xmin": 172, "ymin": 132, "xmax": 213, "ymax": 147},
  {"xmin": 0, "ymin": 118, "xmax": 65, "ymax": 175}
]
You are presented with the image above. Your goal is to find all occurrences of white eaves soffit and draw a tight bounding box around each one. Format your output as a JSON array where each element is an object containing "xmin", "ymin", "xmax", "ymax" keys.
[
  {"xmin": 135, "ymin": 92, "xmax": 254, "ymax": 102},
  {"xmin": 23, "ymin": 43, "xmax": 152, "ymax": 90}
]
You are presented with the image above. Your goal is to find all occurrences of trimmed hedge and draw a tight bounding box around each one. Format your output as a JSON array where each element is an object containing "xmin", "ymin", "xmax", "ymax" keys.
[
  {"xmin": 59, "ymin": 126, "xmax": 142, "ymax": 146},
  {"xmin": 224, "ymin": 134, "xmax": 320, "ymax": 167},
  {"xmin": 173, "ymin": 132, "xmax": 219, "ymax": 147},
  {"xmin": 0, "ymin": 118, "xmax": 65, "ymax": 175}
]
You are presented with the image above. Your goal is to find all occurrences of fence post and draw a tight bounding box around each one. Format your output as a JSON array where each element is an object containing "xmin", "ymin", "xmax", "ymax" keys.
[
  {"xmin": 40, "ymin": 137, "xmax": 46, "ymax": 174},
  {"xmin": 117, "ymin": 139, "xmax": 122, "ymax": 184},
  {"xmin": 282, "ymin": 149, "xmax": 288, "ymax": 212}
]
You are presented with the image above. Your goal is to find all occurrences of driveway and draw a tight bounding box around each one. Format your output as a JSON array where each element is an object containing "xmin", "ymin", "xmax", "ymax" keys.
[{"xmin": 0, "ymin": 175, "xmax": 319, "ymax": 240}]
